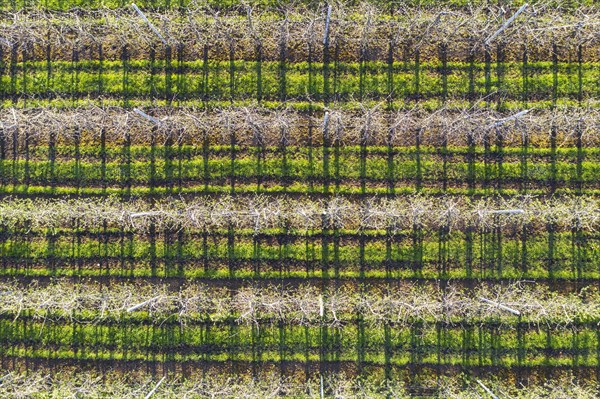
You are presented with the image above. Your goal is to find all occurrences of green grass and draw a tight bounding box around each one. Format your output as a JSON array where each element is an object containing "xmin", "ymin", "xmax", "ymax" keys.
[
  {"xmin": 0, "ymin": 229, "xmax": 597, "ymax": 280},
  {"xmin": 0, "ymin": 318, "xmax": 598, "ymax": 368},
  {"xmin": 0, "ymin": 143, "xmax": 596, "ymax": 197},
  {"xmin": 2, "ymin": 155, "xmax": 597, "ymax": 183},
  {"xmin": 1, "ymin": 60, "xmax": 596, "ymax": 104}
]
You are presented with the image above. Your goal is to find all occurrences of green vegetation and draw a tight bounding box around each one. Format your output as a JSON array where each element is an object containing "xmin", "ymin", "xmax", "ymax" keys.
[{"xmin": 1, "ymin": 60, "xmax": 597, "ymax": 101}]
